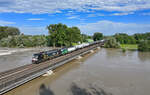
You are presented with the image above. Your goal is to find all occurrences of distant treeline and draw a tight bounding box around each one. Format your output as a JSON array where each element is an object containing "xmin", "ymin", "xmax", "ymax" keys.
[
  {"xmin": 0, "ymin": 24, "xmax": 150, "ymax": 51},
  {"xmin": 0, "ymin": 35, "xmax": 47, "ymax": 48},
  {"xmin": 0, "ymin": 24, "xmax": 95, "ymax": 48},
  {"xmin": 0, "ymin": 26, "xmax": 47, "ymax": 47},
  {"xmin": 114, "ymin": 33, "xmax": 150, "ymax": 44},
  {"xmin": 104, "ymin": 33, "xmax": 150, "ymax": 51}
]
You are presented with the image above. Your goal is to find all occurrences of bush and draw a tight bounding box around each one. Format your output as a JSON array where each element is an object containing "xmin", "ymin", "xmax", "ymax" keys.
[
  {"xmin": 138, "ymin": 40, "xmax": 150, "ymax": 52},
  {"xmin": 122, "ymin": 48, "xmax": 126, "ymax": 52},
  {"xmin": 104, "ymin": 37, "xmax": 120, "ymax": 48}
]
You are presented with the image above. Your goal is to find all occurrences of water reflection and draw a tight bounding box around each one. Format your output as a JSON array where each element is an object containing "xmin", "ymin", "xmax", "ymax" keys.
[
  {"xmin": 105, "ymin": 49, "xmax": 124, "ymax": 59},
  {"xmin": 39, "ymin": 84, "xmax": 54, "ymax": 95},
  {"xmin": 138, "ymin": 52, "xmax": 150, "ymax": 62},
  {"xmin": 70, "ymin": 83, "xmax": 112, "ymax": 95}
]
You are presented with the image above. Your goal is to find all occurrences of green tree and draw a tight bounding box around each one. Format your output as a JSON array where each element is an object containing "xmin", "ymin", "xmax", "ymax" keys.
[
  {"xmin": 47, "ymin": 23, "xmax": 68, "ymax": 47},
  {"xmin": 114, "ymin": 33, "xmax": 136, "ymax": 44},
  {"xmin": 93, "ymin": 32, "xmax": 103, "ymax": 41},
  {"xmin": 138, "ymin": 40, "xmax": 150, "ymax": 52},
  {"xmin": 47, "ymin": 23, "xmax": 82, "ymax": 47},
  {"xmin": 5, "ymin": 27, "xmax": 20, "ymax": 35},
  {"xmin": 104, "ymin": 37, "xmax": 120, "ymax": 48},
  {"xmin": 133, "ymin": 32, "xmax": 150, "ymax": 44},
  {"xmin": 66, "ymin": 27, "xmax": 82, "ymax": 46},
  {"xmin": 0, "ymin": 26, "xmax": 20, "ymax": 40}
]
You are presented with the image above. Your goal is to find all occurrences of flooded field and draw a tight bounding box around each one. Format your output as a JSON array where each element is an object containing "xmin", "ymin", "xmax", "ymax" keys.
[{"xmin": 4, "ymin": 48, "xmax": 150, "ymax": 95}]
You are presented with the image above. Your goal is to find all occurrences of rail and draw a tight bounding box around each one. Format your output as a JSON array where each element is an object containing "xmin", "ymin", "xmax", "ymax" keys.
[{"xmin": 0, "ymin": 42, "xmax": 104, "ymax": 94}]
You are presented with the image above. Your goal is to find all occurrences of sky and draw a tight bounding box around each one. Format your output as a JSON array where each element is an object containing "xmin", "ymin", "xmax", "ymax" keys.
[{"xmin": 0, "ymin": 0, "xmax": 150, "ymax": 35}]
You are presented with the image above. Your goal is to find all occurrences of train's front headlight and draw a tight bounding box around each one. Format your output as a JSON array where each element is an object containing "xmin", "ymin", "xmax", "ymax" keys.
[{"xmin": 32, "ymin": 58, "xmax": 38, "ymax": 61}]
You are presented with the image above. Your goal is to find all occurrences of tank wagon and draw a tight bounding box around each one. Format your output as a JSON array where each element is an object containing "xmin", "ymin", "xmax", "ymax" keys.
[
  {"xmin": 67, "ymin": 47, "xmax": 76, "ymax": 52},
  {"xmin": 32, "ymin": 40, "xmax": 103, "ymax": 64}
]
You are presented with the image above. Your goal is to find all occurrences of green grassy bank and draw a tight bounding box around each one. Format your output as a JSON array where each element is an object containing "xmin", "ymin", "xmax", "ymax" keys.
[{"xmin": 120, "ymin": 44, "xmax": 138, "ymax": 50}]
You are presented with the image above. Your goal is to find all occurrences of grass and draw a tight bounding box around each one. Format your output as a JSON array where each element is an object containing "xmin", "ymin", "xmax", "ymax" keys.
[
  {"xmin": 72, "ymin": 43, "xmax": 78, "ymax": 46},
  {"xmin": 120, "ymin": 44, "xmax": 138, "ymax": 50}
]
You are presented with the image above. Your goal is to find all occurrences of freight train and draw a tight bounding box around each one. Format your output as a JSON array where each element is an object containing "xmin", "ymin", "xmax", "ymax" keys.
[{"xmin": 32, "ymin": 40, "xmax": 103, "ymax": 64}]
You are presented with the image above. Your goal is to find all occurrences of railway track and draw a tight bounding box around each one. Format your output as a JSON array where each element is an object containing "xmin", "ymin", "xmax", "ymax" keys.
[
  {"xmin": 0, "ymin": 43, "xmax": 102, "ymax": 94},
  {"xmin": 0, "ymin": 64, "xmax": 32, "ymax": 78}
]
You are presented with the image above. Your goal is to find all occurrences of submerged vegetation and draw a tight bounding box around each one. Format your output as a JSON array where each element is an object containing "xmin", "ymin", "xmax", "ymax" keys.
[{"xmin": 122, "ymin": 48, "xmax": 126, "ymax": 53}]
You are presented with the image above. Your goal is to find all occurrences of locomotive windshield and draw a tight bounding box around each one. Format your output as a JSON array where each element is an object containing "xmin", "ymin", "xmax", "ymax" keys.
[{"xmin": 33, "ymin": 54, "xmax": 39, "ymax": 59}]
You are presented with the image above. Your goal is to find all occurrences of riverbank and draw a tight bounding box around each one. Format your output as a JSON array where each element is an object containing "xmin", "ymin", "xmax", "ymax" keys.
[
  {"xmin": 0, "ymin": 47, "xmax": 56, "ymax": 56},
  {"xmin": 120, "ymin": 44, "xmax": 138, "ymax": 50}
]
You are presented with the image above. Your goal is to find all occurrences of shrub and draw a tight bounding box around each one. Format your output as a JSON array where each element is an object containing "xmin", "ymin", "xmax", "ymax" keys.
[
  {"xmin": 138, "ymin": 40, "xmax": 150, "ymax": 52},
  {"xmin": 104, "ymin": 37, "xmax": 120, "ymax": 48}
]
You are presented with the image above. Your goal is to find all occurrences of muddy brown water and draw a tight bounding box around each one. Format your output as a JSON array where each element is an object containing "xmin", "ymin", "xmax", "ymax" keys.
[
  {"xmin": 3, "ymin": 48, "xmax": 150, "ymax": 95},
  {"xmin": 0, "ymin": 47, "xmax": 52, "ymax": 72}
]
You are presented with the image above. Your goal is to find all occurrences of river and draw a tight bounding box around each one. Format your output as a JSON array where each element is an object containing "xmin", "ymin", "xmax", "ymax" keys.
[{"xmin": 4, "ymin": 48, "xmax": 150, "ymax": 95}]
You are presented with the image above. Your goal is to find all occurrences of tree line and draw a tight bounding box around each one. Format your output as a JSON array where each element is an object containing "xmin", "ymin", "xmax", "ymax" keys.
[
  {"xmin": 103, "ymin": 33, "xmax": 150, "ymax": 51},
  {"xmin": 0, "ymin": 26, "xmax": 47, "ymax": 47},
  {"xmin": 114, "ymin": 33, "xmax": 150, "ymax": 44},
  {"xmin": 0, "ymin": 35, "xmax": 47, "ymax": 48},
  {"xmin": 0, "ymin": 24, "xmax": 93, "ymax": 48},
  {"xmin": 0, "ymin": 24, "xmax": 150, "ymax": 52}
]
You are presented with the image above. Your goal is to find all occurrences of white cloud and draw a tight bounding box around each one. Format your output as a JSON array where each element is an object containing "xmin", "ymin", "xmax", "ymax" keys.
[
  {"xmin": 111, "ymin": 12, "xmax": 134, "ymax": 16},
  {"xmin": 88, "ymin": 12, "xmax": 134, "ymax": 17},
  {"xmin": 88, "ymin": 13, "xmax": 106, "ymax": 17},
  {"xmin": 27, "ymin": 18, "xmax": 45, "ymax": 21},
  {"xmin": 67, "ymin": 16, "xmax": 79, "ymax": 19},
  {"xmin": 0, "ymin": 0, "xmax": 150, "ymax": 14},
  {"xmin": 0, "ymin": 20, "xmax": 15, "ymax": 25},
  {"xmin": 78, "ymin": 20, "xmax": 150, "ymax": 35}
]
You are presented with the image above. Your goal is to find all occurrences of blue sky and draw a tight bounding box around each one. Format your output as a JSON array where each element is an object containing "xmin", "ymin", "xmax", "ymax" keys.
[{"xmin": 0, "ymin": 0, "xmax": 150, "ymax": 35}]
